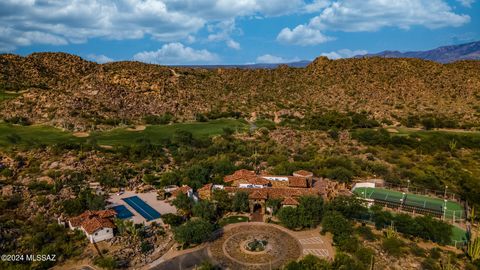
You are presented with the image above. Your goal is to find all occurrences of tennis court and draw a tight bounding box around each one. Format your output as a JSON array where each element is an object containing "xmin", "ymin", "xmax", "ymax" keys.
[
  {"xmin": 353, "ymin": 187, "xmax": 464, "ymax": 221},
  {"xmin": 122, "ymin": 196, "xmax": 161, "ymax": 221},
  {"xmin": 111, "ymin": 205, "xmax": 134, "ymax": 219}
]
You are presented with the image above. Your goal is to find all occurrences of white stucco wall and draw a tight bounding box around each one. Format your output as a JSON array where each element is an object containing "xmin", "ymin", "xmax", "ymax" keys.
[{"xmin": 85, "ymin": 227, "xmax": 114, "ymax": 243}]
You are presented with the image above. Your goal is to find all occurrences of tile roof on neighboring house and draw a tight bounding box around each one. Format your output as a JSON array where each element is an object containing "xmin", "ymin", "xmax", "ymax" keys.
[
  {"xmin": 172, "ymin": 185, "xmax": 192, "ymax": 197},
  {"xmin": 282, "ymin": 197, "xmax": 300, "ymax": 205},
  {"xmin": 198, "ymin": 183, "xmax": 213, "ymax": 192},
  {"xmin": 69, "ymin": 210, "xmax": 117, "ymax": 234},
  {"xmin": 98, "ymin": 209, "xmax": 117, "ymax": 218},
  {"xmin": 288, "ymin": 176, "xmax": 308, "ymax": 188},
  {"xmin": 82, "ymin": 217, "xmax": 115, "ymax": 234}
]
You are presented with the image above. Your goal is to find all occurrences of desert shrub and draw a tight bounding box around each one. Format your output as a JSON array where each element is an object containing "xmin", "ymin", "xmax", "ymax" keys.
[
  {"xmin": 4, "ymin": 116, "xmax": 31, "ymax": 125},
  {"xmin": 94, "ymin": 256, "xmax": 117, "ymax": 270},
  {"xmin": 382, "ymin": 237, "xmax": 405, "ymax": 257},
  {"xmin": 143, "ymin": 113, "xmax": 173, "ymax": 124},
  {"xmin": 356, "ymin": 225, "xmax": 377, "ymax": 241}
]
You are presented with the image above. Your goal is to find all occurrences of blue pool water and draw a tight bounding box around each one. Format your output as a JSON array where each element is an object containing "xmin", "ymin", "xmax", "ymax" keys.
[
  {"xmin": 122, "ymin": 196, "xmax": 161, "ymax": 221},
  {"xmin": 111, "ymin": 205, "xmax": 134, "ymax": 219}
]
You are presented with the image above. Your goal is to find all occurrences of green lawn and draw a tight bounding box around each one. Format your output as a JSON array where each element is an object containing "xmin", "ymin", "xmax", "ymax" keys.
[
  {"xmin": 0, "ymin": 91, "xmax": 20, "ymax": 102},
  {"xmin": 450, "ymin": 226, "xmax": 467, "ymax": 244},
  {"xmin": 0, "ymin": 118, "xmax": 248, "ymax": 148},
  {"xmin": 92, "ymin": 119, "xmax": 248, "ymax": 145},
  {"xmin": 0, "ymin": 123, "xmax": 81, "ymax": 147},
  {"xmin": 254, "ymin": 119, "xmax": 276, "ymax": 130},
  {"xmin": 218, "ymin": 215, "xmax": 249, "ymax": 226},
  {"xmin": 391, "ymin": 127, "xmax": 480, "ymax": 140}
]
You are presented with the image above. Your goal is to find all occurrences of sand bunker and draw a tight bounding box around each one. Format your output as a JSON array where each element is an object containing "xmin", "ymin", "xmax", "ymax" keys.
[{"xmin": 72, "ymin": 132, "xmax": 90, "ymax": 137}]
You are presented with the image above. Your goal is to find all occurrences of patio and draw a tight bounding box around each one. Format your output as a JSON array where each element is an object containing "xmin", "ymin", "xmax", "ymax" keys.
[{"xmin": 107, "ymin": 191, "xmax": 177, "ymax": 225}]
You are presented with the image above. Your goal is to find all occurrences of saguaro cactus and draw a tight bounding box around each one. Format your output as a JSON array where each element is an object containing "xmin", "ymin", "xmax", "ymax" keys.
[{"xmin": 467, "ymin": 207, "xmax": 480, "ymax": 261}]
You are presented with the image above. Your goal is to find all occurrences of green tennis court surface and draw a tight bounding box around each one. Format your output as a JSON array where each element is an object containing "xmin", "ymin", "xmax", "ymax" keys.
[{"xmin": 353, "ymin": 187, "xmax": 464, "ymax": 220}]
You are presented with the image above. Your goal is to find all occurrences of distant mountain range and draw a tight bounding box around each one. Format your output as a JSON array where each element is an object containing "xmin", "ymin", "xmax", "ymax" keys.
[
  {"xmin": 1, "ymin": 52, "xmax": 480, "ymax": 131},
  {"xmin": 184, "ymin": 41, "xmax": 480, "ymax": 69},
  {"xmin": 177, "ymin": 60, "xmax": 311, "ymax": 69},
  {"xmin": 359, "ymin": 41, "xmax": 480, "ymax": 63}
]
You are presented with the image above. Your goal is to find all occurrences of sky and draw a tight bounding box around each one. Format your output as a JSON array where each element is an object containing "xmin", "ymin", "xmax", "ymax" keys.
[{"xmin": 1, "ymin": 0, "xmax": 479, "ymax": 65}]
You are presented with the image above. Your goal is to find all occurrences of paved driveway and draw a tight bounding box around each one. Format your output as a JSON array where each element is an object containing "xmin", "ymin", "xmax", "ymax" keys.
[
  {"xmin": 291, "ymin": 228, "xmax": 334, "ymax": 260},
  {"xmin": 151, "ymin": 248, "xmax": 210, "ymax": 270}
]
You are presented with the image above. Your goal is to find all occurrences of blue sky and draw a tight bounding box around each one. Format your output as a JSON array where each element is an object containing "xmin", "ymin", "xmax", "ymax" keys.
[{"xmin": 1, "ymin": 0, "xmax": 479, "ymax": 64}]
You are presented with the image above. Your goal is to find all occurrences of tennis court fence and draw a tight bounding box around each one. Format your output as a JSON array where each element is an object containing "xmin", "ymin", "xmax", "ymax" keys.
[
  {"xmin": 353, "ymin": 186, "xmax": 466, "ymax": 223},
  {"xmin": 382, "ymin": 182, "xmax": 461, "ymax": 203}
]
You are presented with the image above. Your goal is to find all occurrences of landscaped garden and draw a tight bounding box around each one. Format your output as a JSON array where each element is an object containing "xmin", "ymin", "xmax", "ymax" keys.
[{"xmin": 219, "ymin": 215, "xmax": 249, "ymax": 227}]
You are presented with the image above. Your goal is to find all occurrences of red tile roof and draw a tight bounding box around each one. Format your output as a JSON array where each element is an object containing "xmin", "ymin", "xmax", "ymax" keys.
[
  {"xmin": 249, "ymin": 190, "xmax": 268, "ymax": 200},
  {"xmin": 224, "ymin": 169, "xmax": 256, "ymax": 183},
  {"xmin": 293, "ymin": 170, "xmax": 313, "ymax": 177},
  {"xmin": 224, "ymin": 186, "xmax": 319, "ymax": 200},
  {"xmin": 69, "ymin": 210, "xmax": 116, "ymax": 234},
  {"xmin": 98, "ymin": 209, "xmax": 117, "ymax": 218},
  {"xmin": 288, "ymin": 176, "xmax": 308, "ymax": 188},
  {"xmin": 198, "ymin": 183, "xmax": 212, "ymax": 192},
  {"xmin": 82, "ymin": 217, "xmax": 115, "ymax": 234},
  {"xmin": 172, "ymin": 185, "xmax": 192, "ymax": 197},
  {"xmin": 282, "ymin": 197, "xmax": 300, "ymax": 205},
  {"xmin": 248, "ymin": 177, "xmax": 270, "ymax": 186}
]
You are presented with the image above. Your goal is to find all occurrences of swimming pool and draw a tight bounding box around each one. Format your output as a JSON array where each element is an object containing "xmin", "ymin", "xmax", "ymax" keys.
[
  {"xmin": 122, "ymin": 196, "xmax": 161, "ymax": 221},
  {"xmin": 111, "ymin": 205, "xmax": 134, "ymax": 219}
]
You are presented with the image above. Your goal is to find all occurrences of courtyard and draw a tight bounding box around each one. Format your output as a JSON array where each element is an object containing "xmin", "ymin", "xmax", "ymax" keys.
[{"xmin": 152, "ymin": 222, "xmax": 334, "ymax": 270}]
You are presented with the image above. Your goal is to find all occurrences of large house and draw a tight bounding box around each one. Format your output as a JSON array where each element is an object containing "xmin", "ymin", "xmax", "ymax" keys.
[
  {"xmin": 68, "ymin": 210, "xmax": 116, "ymax": 243},
  {"xmin": 198, "ymin": 169, "xmax": 350, "ymax": 216}
]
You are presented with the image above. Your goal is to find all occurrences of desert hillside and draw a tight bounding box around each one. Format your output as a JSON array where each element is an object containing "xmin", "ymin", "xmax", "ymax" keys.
[{"xmin": 1, "ymin": 53, "xmax": 479, "ymax": 130}]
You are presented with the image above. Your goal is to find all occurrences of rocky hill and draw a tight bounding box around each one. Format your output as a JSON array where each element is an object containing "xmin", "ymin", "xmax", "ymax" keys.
[
  {"xmin": 1, "ymin": 53, "xmax": 480, "ymax": 131},
  {"xmin": 361, "ymin": 41, "xmax": 480, "ymax": 63}
]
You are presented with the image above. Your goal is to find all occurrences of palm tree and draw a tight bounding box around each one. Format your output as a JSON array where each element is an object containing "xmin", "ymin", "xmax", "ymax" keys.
[{"xmin": 114, "ymin": 218, "xmax": 127, "ymax": 236}]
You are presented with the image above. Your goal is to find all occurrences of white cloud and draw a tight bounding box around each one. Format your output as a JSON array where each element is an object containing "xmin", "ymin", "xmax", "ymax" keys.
[
  {"xmin": 133, "ymin": 42, "xmax": 218, "ymax": 65},
  {"xmin": 0, "ymin": 0, "xmax": 472, "ymax": 52},
  {"xmin": 303, "ymin": 0, "xmax": 330, "ymax": 13},
  {"xmin": 457, "ymin": 0, "xmax": 475, "ymax": 7},
  {"xmin": 0, "ymin": 0, "xmax": 309, "ymax": 52},
  {"xmin": 277, "ymin": 0, "xmax": 470, "ymax": 46},
  {"xmin": 0, "ymin": 26, "xmax": 67, "ymax": 52},
  {"xmin": 226, "ymin": 39, "xmax": 241, "ymax": 50},
  {"xmin": 320, "ymin": 49, "xmax": 368, "ymax": 59},
  {"xmin": 256, "ymin": 54, "xmax": 300, "ymax": 63},
  {"xmin": 277, "ymin": 25, "xmax": 333, "ymax": 46},
  {"xmin": 87, "ymin": 54, "xmax": 114, "ymax": 64},
  {"xmin": 207, "ymin": 19, "xmax": 241, "ymax": 50}
]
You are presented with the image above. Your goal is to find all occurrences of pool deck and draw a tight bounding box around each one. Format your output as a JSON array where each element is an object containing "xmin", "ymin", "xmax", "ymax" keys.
[{"xmin": 107, "ymin": 191, "xmax": 177, "ymax": 225}]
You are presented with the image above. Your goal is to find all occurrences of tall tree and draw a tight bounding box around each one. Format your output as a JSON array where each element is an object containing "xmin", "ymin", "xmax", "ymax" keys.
[{"xmin": 232, "ymin": 191, "xmax": 249, "ymax": 213}]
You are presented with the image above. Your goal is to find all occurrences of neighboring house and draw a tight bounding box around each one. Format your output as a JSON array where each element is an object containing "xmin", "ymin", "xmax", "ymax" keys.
[
  {"xmin": 170, "ymin": 185, "xmax": 198, "ymax": 201},
  {"xmin": 89, "ymin": 182, "xmax": 105, "ymax": 195},
  {"xmin": 198, "ymin": 184, "xmax": 224, "ymax": 200},
  {"xmin": 68, "ymin": 210, "xmax": 116, "ymax": 243}
]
